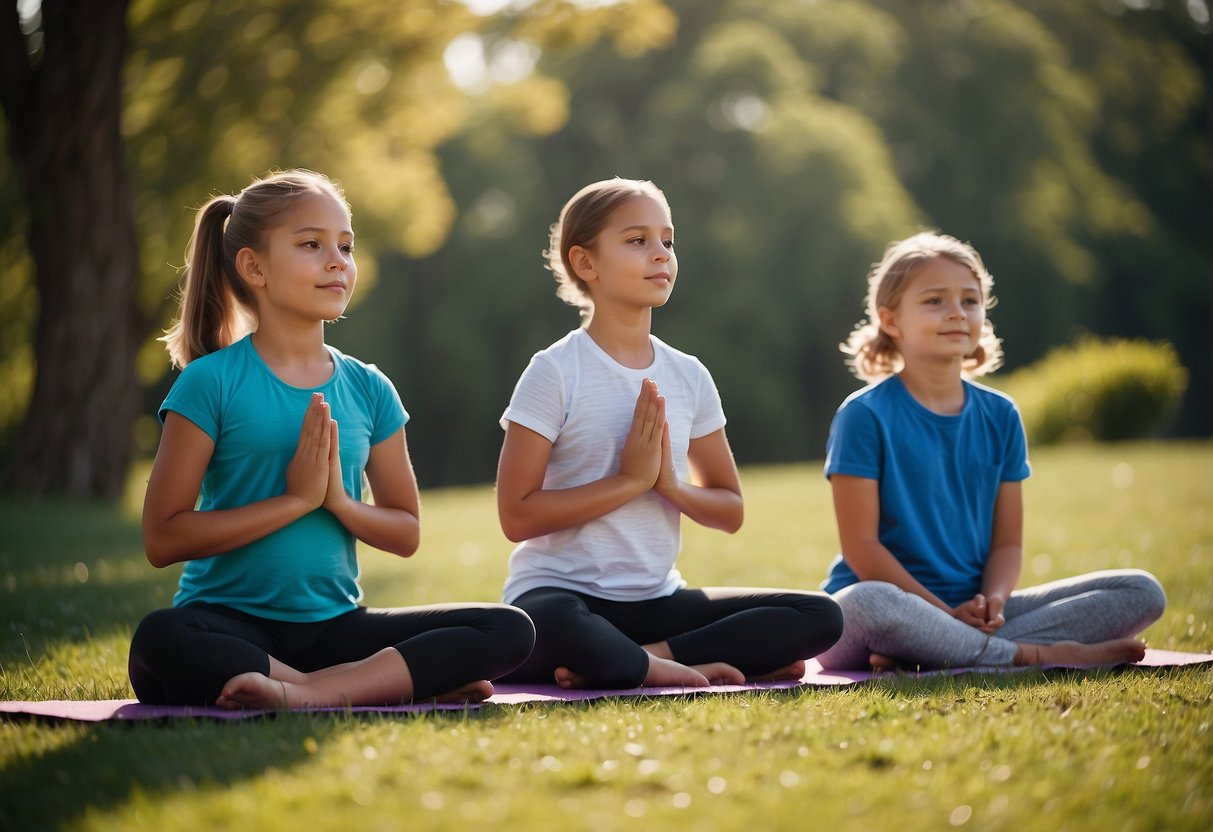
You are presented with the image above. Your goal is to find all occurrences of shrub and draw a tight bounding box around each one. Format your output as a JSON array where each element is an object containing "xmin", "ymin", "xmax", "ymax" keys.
[{"xmin": 997, "ymin": 337, "xmax": 1188, "ymax": 444}]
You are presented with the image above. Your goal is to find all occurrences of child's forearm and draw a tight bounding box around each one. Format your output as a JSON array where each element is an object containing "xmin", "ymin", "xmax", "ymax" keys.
[
  {"xmin": 654, "ymin": 480, "xmax": 743, "ymax": 533},
  {"xmin": 326, "ymin": 496, "xmax": 420, "ymax": 557},
  {"xmin": 980, "ymin": 544, "xmax": 1022, "ymax": 601},
  {"xmin": 143, "ymin": 495, "xmax": 315, "ymax": 567},
  {"xmin": 500, "ymin": 474, "xmax": 652, "ymax": 542}
]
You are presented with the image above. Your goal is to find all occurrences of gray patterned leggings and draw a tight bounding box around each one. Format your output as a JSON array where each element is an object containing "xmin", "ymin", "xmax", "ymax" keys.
[{"xmin": 817, "ymin": 569, "xmax": 1166, "ymax": 670}]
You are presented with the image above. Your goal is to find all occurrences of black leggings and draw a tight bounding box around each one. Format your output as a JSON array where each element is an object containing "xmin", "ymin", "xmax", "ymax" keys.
[
  {"xmin": 128, "ymin": 602, "xmax": 535, "ymax": 705},
  {"xmin": 501, "ymin": 586, "xmax": 843, "ymax": 688}
]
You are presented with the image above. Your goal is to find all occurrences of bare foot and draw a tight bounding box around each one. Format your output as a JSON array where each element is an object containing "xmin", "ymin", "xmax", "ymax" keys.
[
  {"xmin": 688, "ymin": 661, "xmax": 745, "ymax": 686},
  {"xmin": 215, "ymin": 672, "xmax": 295, "ymax": 710},
  {"xmin": 434, "ymin": 680, "xmax": 493, "ymax": 704},
  {"xmin": 1017, "ymin": 638, "xmax": 1147, "ymax": 667},
  {"xmin": 554, "ymin": 667, "xmax": 591, "ymax": 689},
  {"xmin": 748, "ymin": 660, "xmax": 806, "ymax": 683},
  {"xmin": 869, "ymin": 652, "xmax": 898, "ymax": 672},
  {"xmin": 644, "ymin": 655, "xmax": 711, "ymax": 687}
]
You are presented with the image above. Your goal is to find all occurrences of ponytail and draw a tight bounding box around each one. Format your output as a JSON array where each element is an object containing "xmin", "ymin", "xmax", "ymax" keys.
[
  {"xmin": 161, "ymin": 169, "xmax": 346, "ymax": 368},
  {"xmin": 161, "ymin": 196, "xmax": 253, "ymax": 368}
]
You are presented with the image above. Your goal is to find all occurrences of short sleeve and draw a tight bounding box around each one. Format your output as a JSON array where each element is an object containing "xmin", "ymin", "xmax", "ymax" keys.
[
  {"xmin": 159, "ymin": 358, "xmax": 223, "ymax": 441},
  {"xmin": 501, "ymin": 353, "xmax": 565, "ymax": 443},
  {"xmin": 364, "ymin": 363, "xmax": 408, "ymax": 445},
  {"xmin": 1000, "ymin": 400, "xmax": 1031, "ymax": 482},
  {"xmin": 824, "ymin": 399, "xmax": 882, "ymax": 481},
  {"xmin": 689, "ymin": 358, "xmax": 727, "ymax": 440}
]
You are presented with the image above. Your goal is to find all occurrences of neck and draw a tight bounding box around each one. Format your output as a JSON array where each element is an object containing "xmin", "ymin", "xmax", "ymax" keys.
[
  {"xmin": 585, "ymin": 305, "xmax": 655, "ymax": 369},
  {"xmin": 897, "ymin": 360, "xmax": 966, "ymax": 415},
  {"xmin": 251, "ymin": 319, "xmax": 332, "ymax": 385}
]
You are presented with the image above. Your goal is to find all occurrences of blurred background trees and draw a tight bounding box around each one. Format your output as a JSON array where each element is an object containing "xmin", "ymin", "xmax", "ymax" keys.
[{"xmin": 1, "ymin": 0, "xmax": 1208, "ymax": 496}]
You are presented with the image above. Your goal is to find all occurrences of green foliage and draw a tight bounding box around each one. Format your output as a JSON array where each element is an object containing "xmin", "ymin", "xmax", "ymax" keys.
[
  {"xmin": 1, "ymin": 442, "xmax": 1212, "ymax": 830},
  {"xmin": 1000, "ymin": 338, "xmax": 1189, "ymax": 444},
  {"xmin": 1, "ymin": 0, "xmax": 1209, "ymax": 487}
]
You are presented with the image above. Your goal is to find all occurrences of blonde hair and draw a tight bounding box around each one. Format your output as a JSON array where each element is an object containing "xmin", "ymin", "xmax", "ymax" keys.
[
  {"xmin": 161, "ymin": 169, "xmax": 349, "ymax": 368},
  {"xmin": 544, "ymin": 178, "xmax": 670, "ymax": 318},
  {"xmin": 841, "ymin": 231, "xmax": 1003, "ymax": 381}
]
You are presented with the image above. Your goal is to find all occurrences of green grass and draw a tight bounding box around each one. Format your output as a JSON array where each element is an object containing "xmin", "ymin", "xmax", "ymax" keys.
[{"xmin": 2, "ymin": 441, "xmax": 1211, "ymax": 831}]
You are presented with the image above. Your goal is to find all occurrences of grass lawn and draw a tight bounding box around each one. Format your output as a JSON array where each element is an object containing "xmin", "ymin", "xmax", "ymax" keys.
[{"xmin": 1, "ymin": 440, "xmax": 1210, "ymax": 831}]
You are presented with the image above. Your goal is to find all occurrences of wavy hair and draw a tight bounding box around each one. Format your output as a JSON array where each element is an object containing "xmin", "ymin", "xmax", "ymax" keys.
[{"xmin": 841, "ymin": 231, "xmax": 1003, "ymax": 381}]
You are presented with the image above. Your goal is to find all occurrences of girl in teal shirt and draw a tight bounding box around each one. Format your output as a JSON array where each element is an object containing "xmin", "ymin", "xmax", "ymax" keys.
[{"xmin": 129, "ymin": 170, "xmax": 533, "ymax": 708}]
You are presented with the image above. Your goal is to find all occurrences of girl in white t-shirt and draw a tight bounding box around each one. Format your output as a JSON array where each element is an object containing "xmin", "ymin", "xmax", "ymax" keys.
[{"xmin": 496, "ymin": 179, "xmax": 843, "ymax": 689}]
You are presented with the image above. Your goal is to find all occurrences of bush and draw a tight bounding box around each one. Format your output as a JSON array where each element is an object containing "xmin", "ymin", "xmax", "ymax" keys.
[{"xmin": 997, "ymin": 337, "xmax": 1188, "ymax": 444}]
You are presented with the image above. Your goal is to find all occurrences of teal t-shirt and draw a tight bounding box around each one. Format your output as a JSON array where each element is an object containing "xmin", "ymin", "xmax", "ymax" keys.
[{"xmin": 160, "ymin": 335, "xmax": 408, "ymax": 621}]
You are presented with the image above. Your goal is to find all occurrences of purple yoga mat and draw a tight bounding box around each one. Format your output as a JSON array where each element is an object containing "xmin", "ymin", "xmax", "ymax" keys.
[
  {"xmin": 2, "ymin": 649, "xmax": 1208, "ymax": 721},
  {"xmin": 488, "ymin": 648, "xmax": 1213, "ymax": 704},
  {"xmin": 0, "ymin": 699, "xmax": 476, "ymax": 722}
]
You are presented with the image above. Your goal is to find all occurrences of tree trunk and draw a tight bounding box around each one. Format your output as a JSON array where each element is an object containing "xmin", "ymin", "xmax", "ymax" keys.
[{"xmin": 0, "ymin": 0, "xmax": 141, "ymax": 500}]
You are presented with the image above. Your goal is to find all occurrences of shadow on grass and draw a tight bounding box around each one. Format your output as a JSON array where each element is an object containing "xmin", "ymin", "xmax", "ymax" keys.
[
  {"xmin": 0, "ymin": 497, "xmax": 176, "ymax": 686},
  {"xmin": 0, "ymin": 708, "xmax": 507, "ymax": 829},
  {"xmin": 0, "ymin": 715, "xmax": 341, "ymax": 828}
]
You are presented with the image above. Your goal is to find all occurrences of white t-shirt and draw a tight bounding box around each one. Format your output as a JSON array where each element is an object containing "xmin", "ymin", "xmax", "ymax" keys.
[{"xmin": 500, "ymin": 328, "xmax": 728, "ymax": 603}]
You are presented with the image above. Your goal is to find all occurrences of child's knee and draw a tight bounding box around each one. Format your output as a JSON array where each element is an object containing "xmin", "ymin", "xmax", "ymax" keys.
[
  {"xmin": 1125, "ymin": 570, "xmax": 1167, "ymax": 623},
  {"xmin": 836, "ymin": 581, "xmax": 920, "ymax": 636},
  {"xmin": 495, "ymin": 606, "xmax": 537, "ymax": 664}
]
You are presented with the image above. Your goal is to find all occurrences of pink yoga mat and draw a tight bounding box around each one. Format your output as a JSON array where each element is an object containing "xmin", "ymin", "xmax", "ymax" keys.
[{"xmin": 3, "ymin": 649, "xmax": 1208, "ymax": 721}]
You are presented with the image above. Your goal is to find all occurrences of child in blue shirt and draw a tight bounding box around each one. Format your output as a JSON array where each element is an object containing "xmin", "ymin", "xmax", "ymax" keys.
[
  {"xmin": 818, "ymin": 232, "xmax": 1165, "ymax": 671},
  {"xmin": 128, "ymin": 170, "xmax": 533, "ymax": 708}
]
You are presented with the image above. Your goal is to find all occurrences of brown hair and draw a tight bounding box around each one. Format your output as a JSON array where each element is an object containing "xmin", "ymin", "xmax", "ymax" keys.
[
  {"xmin": 161, "ymin": 169, "xmax": 349, "ymax": 368},
  {"xmin": 841, "ymin": 231, "xmax": 1003, "ymax": 381},
  {"xmin": 544, "ymin": 178, "xmax": 670, "ymax": 319}
]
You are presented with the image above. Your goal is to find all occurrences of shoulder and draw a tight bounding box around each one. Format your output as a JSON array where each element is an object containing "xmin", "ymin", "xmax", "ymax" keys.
[
  {"xmin": 964, "ymin": 380, "xmax": 1021, "ymax": 417},
  {"xmin": 517, "ymin": 329, "xmax": 586, "ymax": 382},
  {"xmin": 532, "ymin": 329, "xmax": 585, "ymax": 363},
  {"xmin": 838, "ymin": 376, "xmax": 899, "ymax": 414},
  {"xmin": 651, "ymin": 335, "xmax": 712, "ymax": 380},
  {"xmin": 173, "ymin": 337, "xmax": 249, "ymax": 387},
  {"xmin": 329, "ymin": 344, "xmax": 393, "ymax": 386},
  {"xmin": 329, "ymin": 344, "xmax": 385, "ymax": 380},
  {"xmin": 651, "ymin": 335, "xmax": 702, "ymax": 367}
]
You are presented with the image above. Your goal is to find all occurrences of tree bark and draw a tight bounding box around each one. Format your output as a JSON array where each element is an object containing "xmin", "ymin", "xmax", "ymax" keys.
[{"xmin": 0, "ymin": 0, "xmax": 141, "ymax": 500}]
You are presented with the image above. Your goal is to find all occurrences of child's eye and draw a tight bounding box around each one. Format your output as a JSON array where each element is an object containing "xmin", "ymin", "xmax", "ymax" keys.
[
  {"xmin": 340, "ymin": 243, "xmax": 355, "ymax": 255},
  {"xmin": 627, "ymin": 237, "xmax": 645, "ymax": 246},
  {"xmin": 963, "ymin": 297, "xmax": 981, "ymax": 305},
  {"xmin": 302, "ymin": 240, "xmax": 320, "ymax": 249},
  {"xmin": 664, "ymin": 239, "xmax": 675, "ymax": 250}
]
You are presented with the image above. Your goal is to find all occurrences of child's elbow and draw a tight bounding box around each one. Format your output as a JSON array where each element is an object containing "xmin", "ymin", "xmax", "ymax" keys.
[
  {"xmin": 389, "ymin": 526, "xmax": 420, "ymax": 558},
  {"xmin": 720, "ymin": 508, "xmax": 744, "ymax": 535},
  {"xmin": 500, "ymin": 517, "xmax": 532, "ymax": 544},
  {"xmin": 717, "ymin": 499, "xmax": 744, "ymax": 534},
  {"xmin": 142, "ymin": 537, "xmax": 176, "ymax": 569}
]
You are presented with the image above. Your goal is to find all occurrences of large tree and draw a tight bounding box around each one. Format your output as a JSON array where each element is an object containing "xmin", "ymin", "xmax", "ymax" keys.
[
  {"xmin": 1, "ymin": 0, "xmax": 141, "ymax": 499},
  {"xmin": 0, "ymin": 0, "xmax": 669, "ymax": 498}
]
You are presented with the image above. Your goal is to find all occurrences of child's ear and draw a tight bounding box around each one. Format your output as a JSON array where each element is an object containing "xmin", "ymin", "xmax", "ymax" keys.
[
  {"xmin": 569, "ymin": 245, "xmax": 597, "ymax": 283},
  {"xmin": 235, "ymin": 247, "xmax": 266, "ymax": 287},
  {"xmin": 877, "ymin": 306, "xmax": 900, "ymax": 340}
]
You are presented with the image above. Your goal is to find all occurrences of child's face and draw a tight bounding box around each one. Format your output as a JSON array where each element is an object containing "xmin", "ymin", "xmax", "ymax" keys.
[
  {"xmin": 243, "ymin": 192, "xmax": 357, "ymax": 323},
  {"xmin": 878, "ymin": 256, "xmax": 984, "ymax": 368},
  {"xmin": 574, "ymin": 194, "xmax": 677, "ymax": 311}
]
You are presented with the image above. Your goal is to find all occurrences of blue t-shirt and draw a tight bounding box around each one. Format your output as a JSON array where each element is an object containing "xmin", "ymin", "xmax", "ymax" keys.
[
  {"xmin": 160, "ymin": 335, "xmax": 408, "ymax": 621},
  {"xmin": 821, "ymin": 375, "xmax": 1030, "ymax": 606}
]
